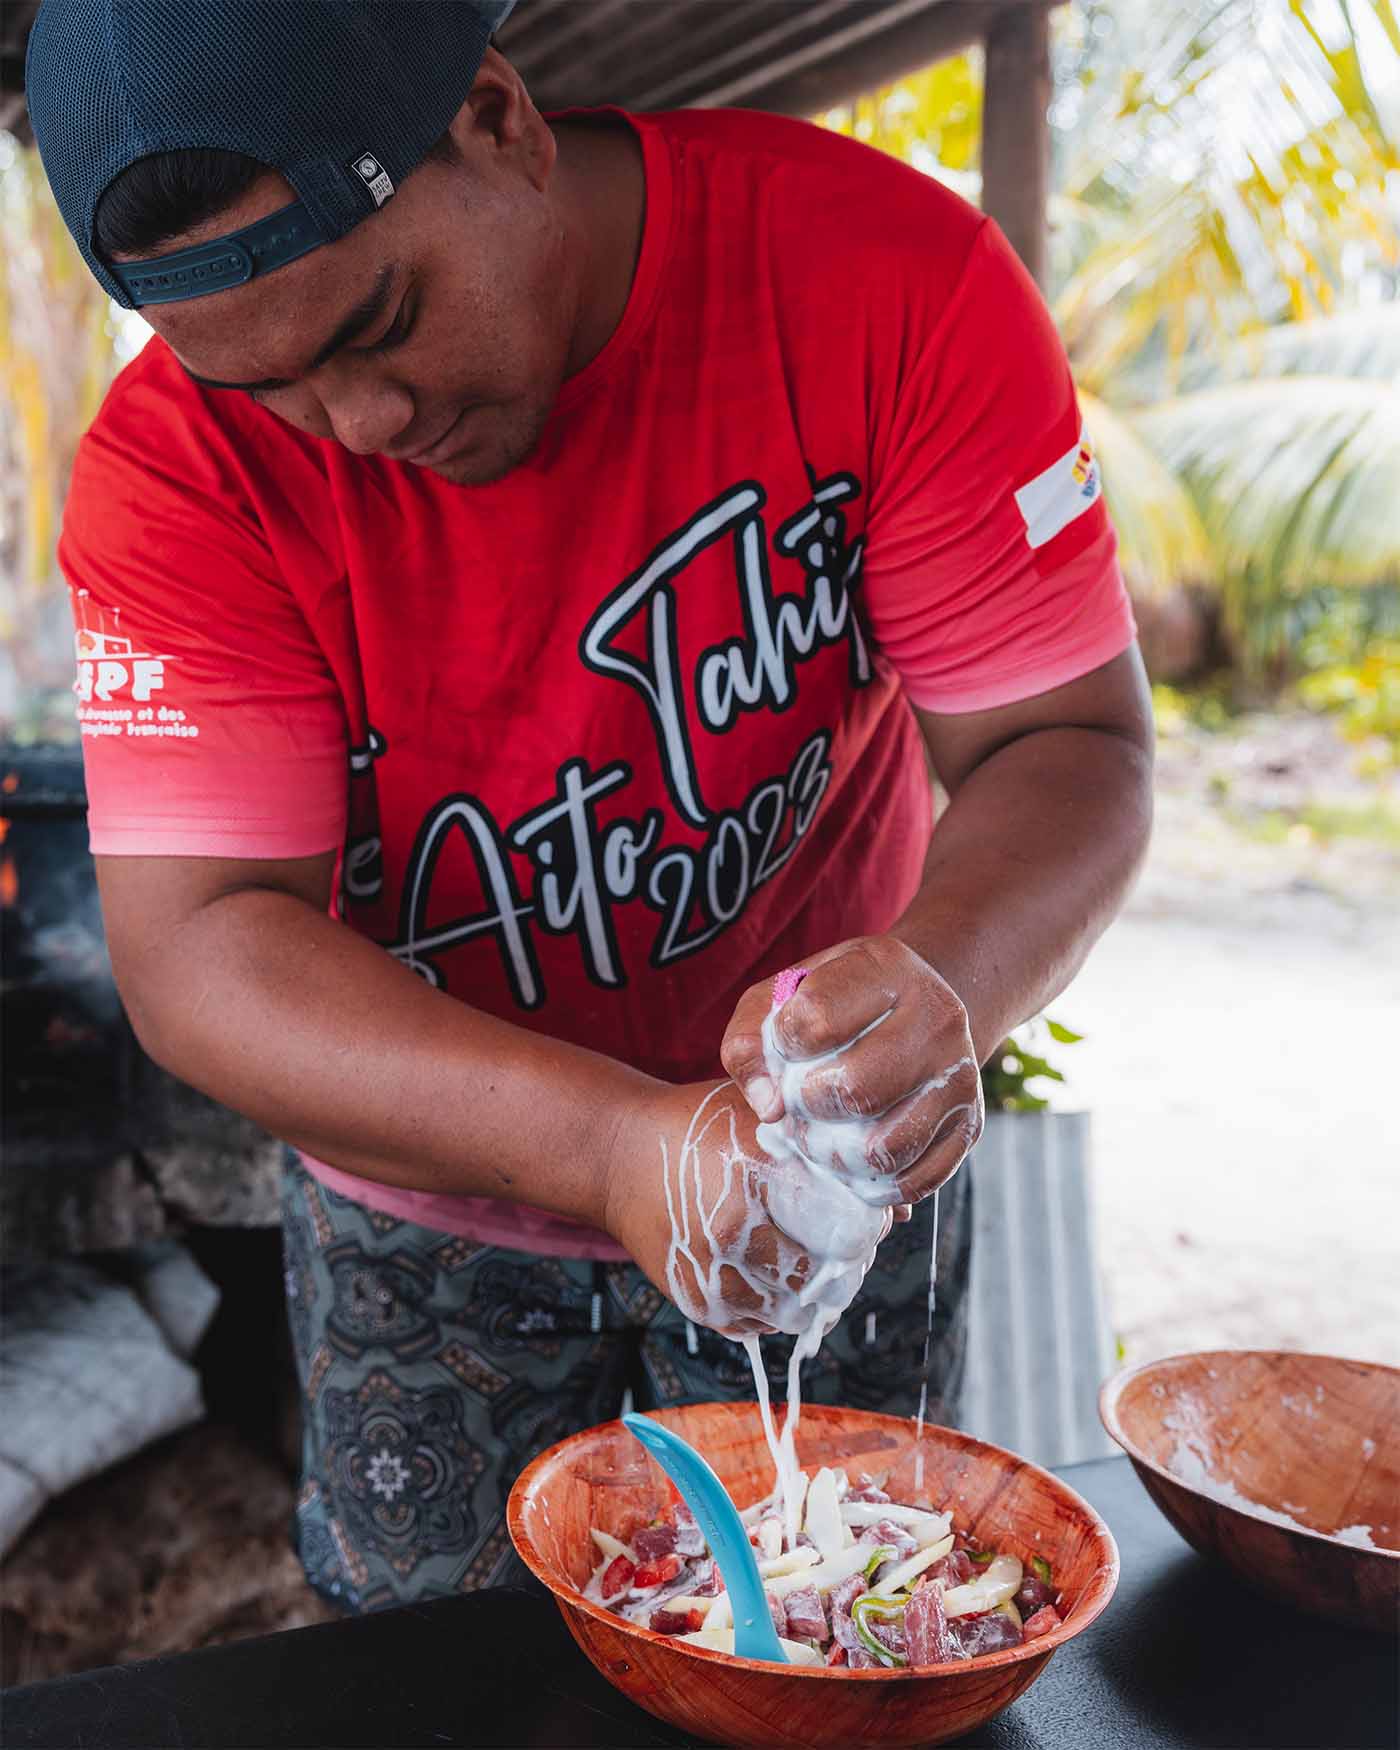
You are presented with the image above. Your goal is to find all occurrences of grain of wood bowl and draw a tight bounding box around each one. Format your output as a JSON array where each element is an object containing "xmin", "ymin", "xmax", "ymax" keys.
[
  {"xmin": 507, "ymin": 1401, "xmax": 1119, "ymax": 1749},
  {"xmin": 1100, "ymin": 1350, "xmax": 1399, "ymax": 1632}
]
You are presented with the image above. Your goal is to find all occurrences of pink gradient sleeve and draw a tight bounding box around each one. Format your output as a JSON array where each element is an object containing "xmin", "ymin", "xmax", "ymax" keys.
[
  {"xmin": 862, "ymin": 219, "xmax": 1137, "ymax": 715},
  {"xmin": 60, "ymin": 407, "xmax": 347, "ymax": 860}
]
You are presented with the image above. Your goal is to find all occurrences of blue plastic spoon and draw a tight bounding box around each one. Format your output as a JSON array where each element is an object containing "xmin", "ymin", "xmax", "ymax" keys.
[{"xmin": 622, "ymin": 1411, "xmax": 788, "ymax": 1665}]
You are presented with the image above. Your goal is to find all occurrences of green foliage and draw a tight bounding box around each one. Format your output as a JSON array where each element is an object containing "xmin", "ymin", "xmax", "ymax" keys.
[
  {"xmin": 1051, "ymin": 0, "xmax": 1400, "ymax": 379},
  {"xmin": 1151, "ymin": 680, "xmax": 1235, "ymax": 735},
  {"xmin": 1052, "ymin": 1, "xmax": 1400, "ymax": 666},
  {"xmin": 1298, "ymin": 653, "xmax": 1400, "ymax": 756},
  {"xmin": 1293, "ymin": 590, "xmax": 1400, "ymax": 756},
  {"xmin": 1232, "ymin": 799, "xmax": 1400, "ymax": 845},
  {"xmin": 818, "ymin": 56, "xmax": 983, "ymax": 172},
  {"xmin": 1129, "ymin": 377, "xmax": 1400, "ymax": 666},
  {"xmin": 1079, "ymin": 390, "xmax": 1214, "ymax": 596},
  {"xmin": 817, "ymin": 1, "xmax": 1400, "ymax": 677},
  {"xmin": 981, "ymin": 1016, "xmax": 1083, "ymax": 1114}
]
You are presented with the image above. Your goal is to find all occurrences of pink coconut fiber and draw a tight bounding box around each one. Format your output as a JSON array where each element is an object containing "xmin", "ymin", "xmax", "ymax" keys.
[{"xmin": 771, "ymin": 966, "xmax": 809, "ymax": 1009}]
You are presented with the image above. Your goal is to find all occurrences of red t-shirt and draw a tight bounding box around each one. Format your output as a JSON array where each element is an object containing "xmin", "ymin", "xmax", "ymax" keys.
[{"xmin": 61, "ymin": 107, "xmax": 1133, "ymax": 1258}]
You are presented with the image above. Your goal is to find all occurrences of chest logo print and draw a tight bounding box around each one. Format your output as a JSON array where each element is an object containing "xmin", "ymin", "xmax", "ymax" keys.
[{"xmin": 372, "ymin": 471, "xmax": 872, "ymax": 1007}]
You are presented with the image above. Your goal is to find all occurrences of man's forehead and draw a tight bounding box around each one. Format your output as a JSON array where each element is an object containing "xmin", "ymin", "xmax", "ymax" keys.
[{"xmin": 151, "ymin": 220, "xmax": 398, "ymax": 387}]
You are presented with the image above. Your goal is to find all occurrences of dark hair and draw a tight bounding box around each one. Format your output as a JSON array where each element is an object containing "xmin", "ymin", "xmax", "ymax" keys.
[
  {"xmin": 93, "ymin": 148, "xmax": 266, "ymax": 259},
  {"xmin": 93, "ymin": 131, "xmax": 462, "ymax": 262}
]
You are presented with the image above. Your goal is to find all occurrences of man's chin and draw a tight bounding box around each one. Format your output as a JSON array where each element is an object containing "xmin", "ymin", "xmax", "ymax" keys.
[{"xmin": 425, "ymin": 406, "xmax": 551, "ymax": 487}]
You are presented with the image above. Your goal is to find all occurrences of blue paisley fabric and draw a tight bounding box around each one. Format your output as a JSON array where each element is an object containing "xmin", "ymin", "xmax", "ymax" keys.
[{"xmin": 281, "ymin": 1151, "xmax": 971, "ymax": 1612}]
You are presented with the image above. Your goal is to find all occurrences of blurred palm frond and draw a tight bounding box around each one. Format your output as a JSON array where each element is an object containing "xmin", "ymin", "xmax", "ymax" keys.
[{"xmin": 1132, "ymin": 374, "xmax": 1400, "ymax": 658}]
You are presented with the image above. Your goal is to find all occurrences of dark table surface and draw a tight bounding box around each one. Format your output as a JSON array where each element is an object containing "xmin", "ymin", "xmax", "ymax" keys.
[{"xmin": 4, "ymin": 1456, "xmax": 1395, "ymax": 1750}]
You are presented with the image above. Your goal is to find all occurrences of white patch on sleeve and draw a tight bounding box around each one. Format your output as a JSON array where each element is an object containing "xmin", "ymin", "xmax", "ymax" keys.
[{"xmin": 1013, "ymin": 427, "xmax": 1102, "ymax": 550}]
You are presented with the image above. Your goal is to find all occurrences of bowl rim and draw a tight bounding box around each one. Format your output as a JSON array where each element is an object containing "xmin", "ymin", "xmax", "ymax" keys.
[
  {"xmin": 506, "ymin": 1401, "xmax": 1121, "ymax": 1679},
  {"xmin": 1098, "ymin": 1347, "xmax": 1400, "ymax": 1563}
]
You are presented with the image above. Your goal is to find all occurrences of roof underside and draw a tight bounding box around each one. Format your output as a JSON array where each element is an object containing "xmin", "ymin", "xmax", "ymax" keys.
[{"xmin": 2, "ymin": 1, "xmax": 1053, "ymax": 144}]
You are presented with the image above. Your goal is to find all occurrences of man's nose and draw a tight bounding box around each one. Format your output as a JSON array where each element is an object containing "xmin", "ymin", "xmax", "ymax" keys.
[{"xmin": 321, "ymin": 378, "xmax": 416, "ymax": 456}]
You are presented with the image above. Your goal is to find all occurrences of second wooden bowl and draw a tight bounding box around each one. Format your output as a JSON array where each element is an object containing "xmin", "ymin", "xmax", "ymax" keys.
[
  {"xmin": 507, "ymin": 1401, "xmax": 1119, "ymax": 1749},
  {"xmin": 1100, "ymin": 1349, "xmax": 1399, "ymax": 1631}
]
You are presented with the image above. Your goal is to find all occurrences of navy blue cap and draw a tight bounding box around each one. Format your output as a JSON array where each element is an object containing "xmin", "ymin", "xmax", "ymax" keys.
[{"xmin": 26, "ymin": 0, "xmax": 518, "ymax": 309}]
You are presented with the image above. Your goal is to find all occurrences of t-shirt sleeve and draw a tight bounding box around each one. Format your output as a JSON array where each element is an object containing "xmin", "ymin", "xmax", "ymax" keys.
[
  {"xmin": 60, "ymin": 391, "xmax": 348, "ymax": 858},
  {"xmin": 861, "ymin": 216, "xmax": 1136, "ymax": 714}
]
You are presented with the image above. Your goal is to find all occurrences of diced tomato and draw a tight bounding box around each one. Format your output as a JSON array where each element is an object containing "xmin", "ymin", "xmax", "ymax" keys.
[
  {"xmin": 825, "ymin": 1641, "xmax": 848, "ymax": 1667},
  {"xmin": 600, "ymin": 1556, "xmax": 635, "ymax": 1600},
  {"xmin": 633, "ymin": 1552, "xmax": 683, "ymax": 1589},
  {"xmin": 1021, "ymin": 1604, "xmax": 1063, "ymax": 1641},
  {"xmin": 651, "ymin": 1605, "xmax": 706, "ymax": 1635}
]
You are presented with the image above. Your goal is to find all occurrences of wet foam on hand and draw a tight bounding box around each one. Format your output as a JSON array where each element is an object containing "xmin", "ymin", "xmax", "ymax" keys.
[
  {"xmin": 662, "ymin": 966, "xmax": 968, "ymax": 1544},
  {"xmin": 661, "ymin": 969, "xmax": 891, "ymax": 1545}
]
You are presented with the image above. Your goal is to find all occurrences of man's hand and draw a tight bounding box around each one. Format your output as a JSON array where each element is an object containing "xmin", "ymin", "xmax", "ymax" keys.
[
  {"xmin": 719, "ymin": 936, "xmax": 984, "ymax": 1206},
  {"xmin": 604, "ymin": 1078, "xmax": 891, "ymax": 1339}
]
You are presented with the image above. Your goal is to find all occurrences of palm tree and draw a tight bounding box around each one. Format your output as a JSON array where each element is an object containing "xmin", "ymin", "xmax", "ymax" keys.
[{"xmin": 821, "ymin": 0, "xmax": 1400, "ymax": 671}]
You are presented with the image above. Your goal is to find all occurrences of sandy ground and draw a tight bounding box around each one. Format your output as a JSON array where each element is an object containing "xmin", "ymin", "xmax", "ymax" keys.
[{"xmin": 1054, "ymin": 709, "xmax": 1400, "ymax": 1370}]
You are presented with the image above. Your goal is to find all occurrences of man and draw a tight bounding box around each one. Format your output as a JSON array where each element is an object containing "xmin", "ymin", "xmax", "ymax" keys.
[{"xmin": 28, "ymin": 0, "xmax": 1152, "ymax": 1609}]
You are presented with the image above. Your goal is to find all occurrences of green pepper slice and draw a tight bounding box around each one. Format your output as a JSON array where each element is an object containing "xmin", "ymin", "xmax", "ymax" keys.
[
  {"xmin": 850, "ymin": 1594, "xmax": 908, "ymax": 1668},
  {"xmin": 862, "ymin": 1542, "xmax": 897, "ymax": 1582}
]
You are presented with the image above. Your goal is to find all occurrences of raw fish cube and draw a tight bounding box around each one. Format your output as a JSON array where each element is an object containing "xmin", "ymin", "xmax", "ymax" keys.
[
  {"xmin": 673, "ymin": 1504, "xmax": 707, "ymax": 1557},
  {"xmin": 783, "ymin": 1584, "xmax": 827, "ymax": 1642},
  {"xmin": 858, "ymin": 1520, "xmax": 917, "ymax": 1557},
  {"xmin": 688, "ymin": 1559, "xmax": 721, "ymax": 1596},
  {"xmin": 1022, "ymin": 1604, "xmax": 1062, "ymax": 1641},
  {"xmin": 951, "ymin": 1610, "xmax": 1022, "ymax": 1658},
  {"xmin": 634, "ymin": 1523, "xmax": 679, "ymax": 1562},
  {"xmin": 829, "ymin": 1575, "xmax": 866, "ymax": 1651},
  {"xmin": 1015, "ymin": 1575, "xmax": 1056, "ymax": 1615},
  {"xmin": 905, "ymin": 1582, "xmax": 958, "ymax": 1666}
]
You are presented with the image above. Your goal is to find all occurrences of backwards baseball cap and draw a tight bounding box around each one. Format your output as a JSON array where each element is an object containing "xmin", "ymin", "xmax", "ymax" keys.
[{"xmin": 26, "ymin": 0, "xmax": 518, "ymax": 309}]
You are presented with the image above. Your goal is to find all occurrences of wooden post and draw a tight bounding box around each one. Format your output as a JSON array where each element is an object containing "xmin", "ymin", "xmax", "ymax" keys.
[{"xmin": 980, "ymin": 4, "xmax": 1053, "ymax": 290}]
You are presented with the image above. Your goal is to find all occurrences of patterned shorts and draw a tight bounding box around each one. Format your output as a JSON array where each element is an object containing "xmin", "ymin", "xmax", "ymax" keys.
[{"xmin": 280, "ymin": 1151, "xmax": 972, "ymax": 1613}]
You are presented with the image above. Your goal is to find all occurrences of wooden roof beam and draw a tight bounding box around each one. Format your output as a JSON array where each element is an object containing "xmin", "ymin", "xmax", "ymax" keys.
[{"xmin": 721, "ymin": 1, "xmax": 1025, "ymax": 118}]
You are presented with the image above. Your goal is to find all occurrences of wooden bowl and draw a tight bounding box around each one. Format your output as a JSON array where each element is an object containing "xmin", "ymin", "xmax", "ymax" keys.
[
  {"xmin": 507, "ymin": 1401, "xmax": 1119, "ymax": 1749},
  {"xmin": 1100, "ymin": 1350, "xmax": 1399, "ymax": 1631}
]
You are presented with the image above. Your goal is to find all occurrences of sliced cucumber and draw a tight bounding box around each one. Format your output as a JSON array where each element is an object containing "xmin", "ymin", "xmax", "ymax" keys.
[
  {"xmin": 943, "ymin": 1554, "xmax": 1023, "ymax": 1618},
  {"xmin": 867, "ymin": 1533, "xmax": 954, "ymax": 1598},
  {"xmin": 803, "ymin": 1467, "xmax": 846, "ymax": 1560}
]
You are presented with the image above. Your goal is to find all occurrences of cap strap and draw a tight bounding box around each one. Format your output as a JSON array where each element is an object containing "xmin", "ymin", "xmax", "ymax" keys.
[{"xmin": 110, "ymin": 200, "xmax": 322, "ymax": 308}]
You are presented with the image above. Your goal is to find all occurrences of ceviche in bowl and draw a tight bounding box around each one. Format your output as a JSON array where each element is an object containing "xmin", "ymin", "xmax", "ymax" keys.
[
  {"xmin": 584, "ymin": 1462, "xmax": 1065, "ymax": 1667},
  {"xmin": 507, "ymin": 1403, "xmax": 1119, "ymax": 1750}
]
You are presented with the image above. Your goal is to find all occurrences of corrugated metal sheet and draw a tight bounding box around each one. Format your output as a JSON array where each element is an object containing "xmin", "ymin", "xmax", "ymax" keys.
[
  {"xmin": 498, "ymin": 0, "xmax": 1009, "ymax": 113},
  {"xmin": 2, "ymin": 1, "xmax": 1054, "ymax": 141},
  {"xmin": 960, "ymin": 1111, "xmax": 1118, "ymax": 1470}
]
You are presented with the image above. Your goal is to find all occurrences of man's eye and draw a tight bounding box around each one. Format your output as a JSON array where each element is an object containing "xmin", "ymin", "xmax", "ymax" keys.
[{"xmin": 372, "ymin": 301, "xmax": 414, "ymax": 351}]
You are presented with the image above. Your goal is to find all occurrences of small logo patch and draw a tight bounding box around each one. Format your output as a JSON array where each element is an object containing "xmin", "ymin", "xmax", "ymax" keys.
[
  {"xmin": 351, "ymin": 152, "xmax": 395, "ymax": 208},
  {"xmin": 1013, "ymin": 425, "xmax": 1102, "ymax": 549}
]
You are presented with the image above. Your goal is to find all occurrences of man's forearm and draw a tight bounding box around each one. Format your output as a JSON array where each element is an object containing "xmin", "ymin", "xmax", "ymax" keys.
[
  {"xmin": 119, "ymin": 885, "xmax": 652, "ymax": 1225},
  {"xmin": 892, "ymin": 724, "xmax": 1153, "ymax": 1061}
]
